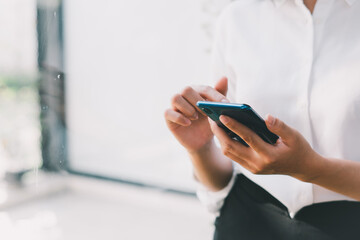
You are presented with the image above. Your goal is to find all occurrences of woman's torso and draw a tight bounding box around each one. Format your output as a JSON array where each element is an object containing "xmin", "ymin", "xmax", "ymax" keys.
[{"xmin": 215, "ymin": 0, "xmax": 360, "ymax": 215}]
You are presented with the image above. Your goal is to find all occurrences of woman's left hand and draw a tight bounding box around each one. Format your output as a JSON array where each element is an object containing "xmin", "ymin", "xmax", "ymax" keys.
[{"xmin": 209, "ymin": 114, "xmax": 321, "ymax": 181}]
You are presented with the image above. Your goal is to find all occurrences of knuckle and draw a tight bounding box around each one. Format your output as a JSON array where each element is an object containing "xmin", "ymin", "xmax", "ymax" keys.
[
  {"xmin": 278, "ymin": 121, "xmax": 284, "ymax": 128},
  {"xmin": 199, "ymin": 85, "xmax": 211, "ymax": 94},
  {"xmin": 263, "ymin": 156, "xmax": 275, "ymax": 165},
  {"xmin": 271, "ymin": 118, "xmax": 280, "ymax": 129},
  {"xmin": 181, "ymin": 86, "xmax": 193, "ymax": 96},
  {"xmin": 253, "ymin": 164, "xmax": 266, "ymax": 174},
  {"xmin": 274, "ymin": 119, "xmax": 284, "ymax": 131},
  {"xmin": 291, "ymin": 129, "xmax": 300, "ymax": 140},
  {"xmin": 242, "ymin": 135, "xmax": 254, "ymax": 145},
  {"xmin": 204, "ymin": 85, "xmax": 212, "ymax": 92},
  {"xmin": 221, "ymin": 143, "xmax": 233, "ymax": 156},
  {"xmin": 222, "ymin": 150, "xmax": 231, "ymax": 157},
  {"xmin": 292, "ymin": 129, "xmax": 300, "ymax": 136},
  {"xmin": 250, "ymin": 167, "xmax": 260, "ymax": 174},
  {"xmin": 188, "ymin": 108, "xmax": 196, "ymax": 116},
  {"xmin": 171, "ymin": 94, "xmax": 181, "ymax": 105},
  {"xmin": 174, "ymin": 114, "xmax": 183, "ymax": 123}
]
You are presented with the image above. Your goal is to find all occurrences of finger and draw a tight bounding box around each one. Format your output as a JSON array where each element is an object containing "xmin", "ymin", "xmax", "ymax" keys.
[
  {"xmin": 209, "ymin": 119, "xmax": 253, "ymax": 160},
  {"xmin": 164, "ymin": 109, "xmax": 191, "ymax": 127},
  {"xmin": 180, "ymin": 86, "xmax": 207, "ymax": 116},
  {"xmin": 209, "ymin": 119, "xmax": 265, "ymax": 169},
  {"xmin": 194, "ymin": 85, "xmax": 229, "ymax": 103},
  {"xmin": 214, "ymin": 77, "xmax": 228, "ymax": 97},
  {"xmin": 265, "ymin": 114, "xmax": 295, "ymax": 143},
  {"xmin": 171, "ymin": 94, "xmax": 198, "ymax": 120},
  {"xmin": 219, "ymin": 115, "xmax": 270, "ymax": 154},
  {"xmin": 225, "ymin": 151, "xmax": 257, "ymax": 173}
]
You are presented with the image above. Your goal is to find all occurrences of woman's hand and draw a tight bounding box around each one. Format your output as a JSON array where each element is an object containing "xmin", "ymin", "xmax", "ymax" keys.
[
  {"xmin": 164, "ymin": 77, "xmax": 229, "ymax": 153},
  {"xmin": 165, "ymin": 77, "xmax": 234, "ymax": 190},
  {"xmin": 209, "ymin": 114, "xmax": 320, "ymax": 181}
]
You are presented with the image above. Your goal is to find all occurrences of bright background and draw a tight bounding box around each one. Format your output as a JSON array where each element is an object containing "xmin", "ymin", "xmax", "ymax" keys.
[
  {"xmin": 0, "ymin": 0, "xmax": 231, "ymax": 239},
  {"xmin": 65, "ymin": 0, "xmax": 229, "ymax": 191}
]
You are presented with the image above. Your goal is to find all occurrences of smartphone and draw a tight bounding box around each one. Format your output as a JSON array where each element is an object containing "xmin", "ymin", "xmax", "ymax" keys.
[{"xmin": 196, "ymin": 101, "xmax": 279, "ymax": 146}]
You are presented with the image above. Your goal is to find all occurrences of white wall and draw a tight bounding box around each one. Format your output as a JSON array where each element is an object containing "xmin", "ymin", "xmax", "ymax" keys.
[{"xmin": 64, "ymin": 0, "xmax": 230, "ymax": 191}]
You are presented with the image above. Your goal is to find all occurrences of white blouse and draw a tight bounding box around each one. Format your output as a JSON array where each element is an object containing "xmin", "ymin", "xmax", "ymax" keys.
[{"xmin": 197, "ymin": 0, "xmax": 360, "ymax": 217}]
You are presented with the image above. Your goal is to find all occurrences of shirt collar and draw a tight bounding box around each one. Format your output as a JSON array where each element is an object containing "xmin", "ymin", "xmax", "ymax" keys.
[{"xmin": 272, "ymin": 0, "xmax": 358, "ymax": 7}]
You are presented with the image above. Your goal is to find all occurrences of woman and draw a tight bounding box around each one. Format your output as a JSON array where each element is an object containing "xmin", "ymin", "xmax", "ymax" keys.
[{"xmin": 165, "ymin": 0, "xmax": 360, "ymax": 239}]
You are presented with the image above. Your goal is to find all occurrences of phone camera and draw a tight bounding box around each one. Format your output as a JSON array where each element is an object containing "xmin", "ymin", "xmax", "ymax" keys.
[{"xmin": 203, "ymin": 108, "xmax": 213, "ymax": 115}]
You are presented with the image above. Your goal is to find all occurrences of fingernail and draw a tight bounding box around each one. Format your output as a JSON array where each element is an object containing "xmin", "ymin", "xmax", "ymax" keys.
[
  {"xmin": 221, "ymin": 98, "xmax": 229, "ymax": 103},
  {"xmin": 220, "ymin": 115, "xmax": 230, "ymax": 124},
  {"xmin": 184, "ymin": 119, "xmax": 192, "ymax": 125},
  {"xmin": 266, "ymin": 114, "xmax": 275, "ymax": 126}
]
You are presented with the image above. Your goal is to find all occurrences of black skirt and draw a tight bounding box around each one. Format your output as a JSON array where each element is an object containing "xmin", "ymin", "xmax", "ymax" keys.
[{"xmin": 214, "ymin": 174, "xmax": 360, "ymax": 240}]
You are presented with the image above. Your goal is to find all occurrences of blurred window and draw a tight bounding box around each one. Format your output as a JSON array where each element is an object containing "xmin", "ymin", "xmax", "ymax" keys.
[
  {"xmin": 0, "ymin": 0, "xmax": 231, "ymax": 193},
  {"xmin": 0, "ymin": 0, "xmax": 41, "ymax": 179},
  {"xmin": 64, "ymin": 0, "xmax": 230, "ymax": 192}
]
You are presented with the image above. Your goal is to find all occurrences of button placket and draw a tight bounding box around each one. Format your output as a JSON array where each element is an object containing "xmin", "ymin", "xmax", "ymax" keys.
[
  {"xmin": 311, "ymin": 0, "xmax": 335, "ymax": 57},
  {"xmin": 297, "ymin": 9, "xmax": 314, "ymax": 123}
]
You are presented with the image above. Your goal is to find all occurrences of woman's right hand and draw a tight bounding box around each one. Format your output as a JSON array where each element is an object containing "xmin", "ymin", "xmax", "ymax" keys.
[{"xmin": 164, "ymin": 77, "xmax": 229, "ymax": 153}]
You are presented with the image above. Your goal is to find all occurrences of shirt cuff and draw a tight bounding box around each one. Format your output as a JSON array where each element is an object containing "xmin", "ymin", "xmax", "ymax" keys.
[{"xmin": 195, "ymin": 169, "xmax": 238, "ymax": 216}]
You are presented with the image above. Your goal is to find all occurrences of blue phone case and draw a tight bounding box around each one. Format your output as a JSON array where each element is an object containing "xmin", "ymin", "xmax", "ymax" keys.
[{"xmin": 196, "ymin": 101, "xmax": 279, "ymax": 146}]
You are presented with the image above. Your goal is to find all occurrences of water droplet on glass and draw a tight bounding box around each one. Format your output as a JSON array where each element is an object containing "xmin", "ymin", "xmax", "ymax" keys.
[
  {"xmin": 57, "ymin": 74, "xmax": 60, "ymax": 79},
  {"xmin": 54, "ymin": 11, "xmax": 57, "ymax": 17},
  {"xmin": 42, "ymin": 105, "xmax": 49, "ymax": 110}
]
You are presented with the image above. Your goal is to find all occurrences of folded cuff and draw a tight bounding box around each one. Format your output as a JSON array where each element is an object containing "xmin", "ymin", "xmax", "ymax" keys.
[{"xmin": 195, "ymin": 168, "xmax": 238, "ymax": 216}]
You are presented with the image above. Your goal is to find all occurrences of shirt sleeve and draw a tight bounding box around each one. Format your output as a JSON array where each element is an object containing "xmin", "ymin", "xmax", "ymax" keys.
[{"xmin": 196, "ymin": 166, "xmax": 239, "ymax": 216}]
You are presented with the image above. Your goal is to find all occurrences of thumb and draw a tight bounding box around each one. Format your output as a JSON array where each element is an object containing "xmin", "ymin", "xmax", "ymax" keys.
[
  {"xmin": 265, "ymin": 114, "xmax": 294, "ymax": 142},
  {"xmin": 214, "ymin": 77, "xmax": 228, "ymax": 97}
]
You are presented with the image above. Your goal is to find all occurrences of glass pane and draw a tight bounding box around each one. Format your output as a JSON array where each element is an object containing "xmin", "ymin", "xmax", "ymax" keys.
[
  {"xmin": 0, "ymin": 0, "xmax": 41, "ymax": 178},
  {"xmin": 65, "ymin": 0, "xmax": 229, "ymax": 191},
  {"xmin": 1, "ymin": 1, "xmax": 231, "ymax": 239}
]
